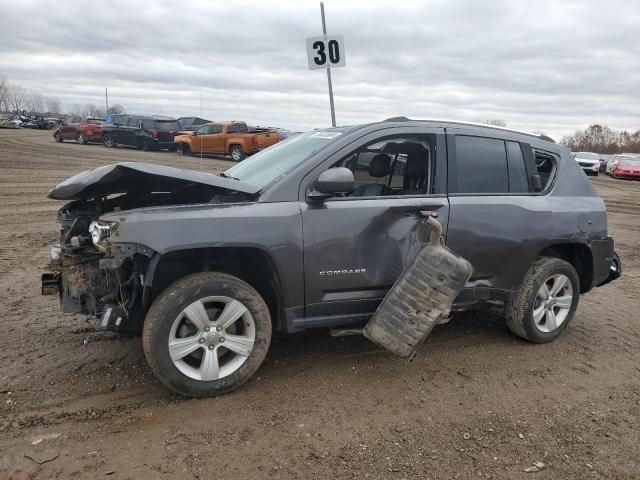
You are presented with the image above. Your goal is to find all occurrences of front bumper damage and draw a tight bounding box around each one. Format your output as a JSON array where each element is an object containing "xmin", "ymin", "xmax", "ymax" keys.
[{"xmin": 42, "ymin": 242, "xmax": 154, "ymax": 334}]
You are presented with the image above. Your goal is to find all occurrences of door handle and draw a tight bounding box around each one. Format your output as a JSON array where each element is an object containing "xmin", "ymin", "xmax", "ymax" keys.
[{"xmin": 419, "ymin": 210, "xmax": 439, "ymax": 218}]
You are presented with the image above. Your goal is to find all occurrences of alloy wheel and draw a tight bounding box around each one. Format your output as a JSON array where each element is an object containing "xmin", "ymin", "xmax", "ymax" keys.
[
  {"xmin": 532, "ymin": 274, "xmax": 573, "ymax": 333},
  {"xmin": 168, "ymin": 296, "xmax": 256, "ymax": 381}
]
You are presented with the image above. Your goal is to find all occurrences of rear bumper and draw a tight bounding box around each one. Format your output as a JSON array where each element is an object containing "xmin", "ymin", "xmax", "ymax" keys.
[
  {"xmin": 592, "ymin": 237, "xmax": 620, "ymax": 287},
  {"xmin": 151, "ymin": 140, "xmax": 176, "ymax": 149}
]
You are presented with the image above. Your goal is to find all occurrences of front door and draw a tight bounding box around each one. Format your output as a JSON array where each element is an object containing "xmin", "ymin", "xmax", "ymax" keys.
[
  {"xmin": 299, "ymin": 128, "xmax": 448, "ymax": 327},
  {"xmin": 201, "ymin": 124, "xmax": 225, "ymax": 153}
]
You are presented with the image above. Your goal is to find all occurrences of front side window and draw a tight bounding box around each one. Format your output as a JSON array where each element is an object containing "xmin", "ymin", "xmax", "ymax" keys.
[{"xmin": 322, "ymin": 135, "xmax": 435, "ymax": 197}]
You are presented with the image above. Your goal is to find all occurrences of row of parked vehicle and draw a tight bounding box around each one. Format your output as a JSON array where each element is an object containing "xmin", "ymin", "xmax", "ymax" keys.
[
  {"xmin": 0, "ymin": 114, "xmax": 60, "ymax": 129},
  {"xmin": 52, "ymin": 114, "xmax": 285, "ymax": 161},
  {"xmin": 572, "ymin": 151, "xmax": 640, "ymax": 180}
]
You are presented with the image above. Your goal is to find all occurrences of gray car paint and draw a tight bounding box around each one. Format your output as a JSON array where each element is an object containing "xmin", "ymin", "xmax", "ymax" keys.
[{"xmin": 99, "ymin": 120, "xmax": 614, "ymax": 333}]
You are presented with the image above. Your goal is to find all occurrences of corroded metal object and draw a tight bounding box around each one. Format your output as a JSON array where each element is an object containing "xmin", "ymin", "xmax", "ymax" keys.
[{"xmin": 364, "ymin": 212, "xmax": 473, "ymax": 358}]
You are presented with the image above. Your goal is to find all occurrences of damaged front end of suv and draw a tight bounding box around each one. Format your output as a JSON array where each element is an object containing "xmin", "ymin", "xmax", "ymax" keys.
[{"xmin": 42, "ymin": 162, "xmax": 259, "ymax": 333}]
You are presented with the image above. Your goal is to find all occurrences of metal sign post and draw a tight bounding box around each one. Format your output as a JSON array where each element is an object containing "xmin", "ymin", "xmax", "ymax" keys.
[
  {"xmin": 320, "ymin": 3, "xmax": 336, "ymax": 127},
  {"xmin": 306, "ymin": 3, "xmax": 345, "ymax": 128}
]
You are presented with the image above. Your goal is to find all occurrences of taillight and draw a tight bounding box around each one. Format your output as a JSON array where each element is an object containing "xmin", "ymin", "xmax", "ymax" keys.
[
  {"xmin": 151, "ymin": 129, "xmax": 159, "ymax": 139},
  {"xmin": 251, "ymin": 135, "xmax": 258, "ymax": 148}
]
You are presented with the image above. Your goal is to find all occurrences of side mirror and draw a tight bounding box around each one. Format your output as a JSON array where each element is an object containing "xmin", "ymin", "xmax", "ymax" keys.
[
  {"xmin": 308, "ymin": 167, "xmax": 354, "ymax": 201},
  {"xmin": 531, "ymin": 174, "xmax": 543, "ymax": 192}
]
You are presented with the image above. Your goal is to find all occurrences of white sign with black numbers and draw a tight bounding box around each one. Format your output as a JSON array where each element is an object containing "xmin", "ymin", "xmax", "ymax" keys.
[{"xmin": 305, "ymin": 35, "xmax": 345, "ymax": 69}]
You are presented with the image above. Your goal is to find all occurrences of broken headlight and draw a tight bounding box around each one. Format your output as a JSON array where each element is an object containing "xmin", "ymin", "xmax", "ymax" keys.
[{"xmin": 88, "ymin": 221, "xmax": 113, "ymax": 249}]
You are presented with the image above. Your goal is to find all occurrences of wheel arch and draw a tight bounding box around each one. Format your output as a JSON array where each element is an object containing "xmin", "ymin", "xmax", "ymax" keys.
[
  {"xmin": 143, "ymin": 247, "xmax": 285, "ymax": 330},
  {"xmin": 537, "ymin": 243, "xmax": 593, "ymax": 294}
]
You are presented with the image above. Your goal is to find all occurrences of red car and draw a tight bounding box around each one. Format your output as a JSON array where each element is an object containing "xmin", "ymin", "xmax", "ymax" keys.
[
  {"xmin": 611, "ymin": 158, "xmax": 640, "ymax": 180},
  {"xmin": 53, "ymin": 117, "xmax": 105, "ymax": 145}
]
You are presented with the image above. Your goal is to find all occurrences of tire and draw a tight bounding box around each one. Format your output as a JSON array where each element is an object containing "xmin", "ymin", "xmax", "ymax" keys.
[
  {"xmin": 229, "ymin": 145, "xmax": 245, "ymax": 161},
  {"xmin": 103, "ymin": 134, "xmax": 115, "ymax": 148},
  {"xmin": 78, "ymin": 133, "xmax": 87, "ymax": 145},
  {"xmin": 54, "ymin": 133, "xmax": 63, "ymax": 143},
  {"xmin": 143, "ymin": 272, "xmax": 272, "ymax": 397},
  {"xmin": 178, "ymin": 143, "xmax": 191, "ymax": 155},
  {"xmin": 505, "ymin": 256, "xmax": 580, "ymax": 343}
]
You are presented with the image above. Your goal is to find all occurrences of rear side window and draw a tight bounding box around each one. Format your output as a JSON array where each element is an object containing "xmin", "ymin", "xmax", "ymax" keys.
[
  {"xmin": 452, "ymin": 136, "xmax": 509, "ymax": 193},
  {"xmin": 127, "ymin": 117, "xmax": 139, "ymax": 128},
  {"xmin": 142, "ymin": 119, "xmax": 154, "ymax": 130},
  {"xmin": 506, "ymin": 141, "xmax": 529, "ymax": 193}
]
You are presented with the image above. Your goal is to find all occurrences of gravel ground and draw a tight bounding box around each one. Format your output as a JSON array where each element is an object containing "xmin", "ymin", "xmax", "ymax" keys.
[{"xmin": 0, "ymin": 129, "xmax": 639, "ymax": 480}]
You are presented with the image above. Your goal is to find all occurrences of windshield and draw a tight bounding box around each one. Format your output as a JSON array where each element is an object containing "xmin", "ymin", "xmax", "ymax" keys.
[
  {"xmin": 620, "ymin": 158, "xmax": 640, "ymax": 166},
  {"xmin": 155, "ymin": 120, "xmax": 180, "ymax": 132},
  {"xmin": 576, "ymin": 152, "xmax": 599, "ymax": 160},
  {"xmin": 225, "ymin": 130, "xmax": 344, "ymax": 187}
]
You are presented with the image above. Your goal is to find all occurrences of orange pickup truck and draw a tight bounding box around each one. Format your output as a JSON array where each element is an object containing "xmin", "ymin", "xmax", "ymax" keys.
[{"xmin": 174, "ymin": 121, "xmax": 279, "ymax": 161}]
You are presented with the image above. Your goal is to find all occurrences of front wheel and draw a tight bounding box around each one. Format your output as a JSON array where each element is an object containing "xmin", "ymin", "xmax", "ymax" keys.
[
  {"xmin": 78, "ymin": 133, "xmax": 87, "ymax": 145},
  {"xmin": 178, "ymin": 143, "xmax": 191, "ymax": 155},
  {"xmin": 505, "ymin": 256, "xmax": 579, "ymax": 343},
  {"xmin": 229, "ymin": 145, "xmax": 245, "ymax": 161},
  {"xmin": 54, "ymin": 133, "xmax": 63, "ymax": 143},
  {"xmin": 143, "ymin": 272, "xmax": 272, "ymax": 397}
]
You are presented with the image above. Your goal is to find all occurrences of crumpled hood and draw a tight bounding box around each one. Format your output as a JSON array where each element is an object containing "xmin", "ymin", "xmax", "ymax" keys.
[{"xmin": 47, "ymin": 162, "xmax": 260, "ymax": 200}]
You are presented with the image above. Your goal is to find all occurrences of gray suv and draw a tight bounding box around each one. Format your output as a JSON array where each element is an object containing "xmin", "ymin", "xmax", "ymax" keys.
[{"xmin": 43, "ymin": 117, "xmax": 620, "ymax": 397}]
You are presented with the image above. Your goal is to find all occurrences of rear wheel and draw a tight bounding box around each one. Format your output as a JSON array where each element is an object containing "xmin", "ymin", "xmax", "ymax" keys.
[
  {"xmin": 143, "ymin": 272, "xmax": 272, "ymax": 397},
  {"xmin": 505, "ymin": 256, "xmax": 579, "ymax": 343},
  {"xmin": 230, "ymin": 145, "xmax": 245, "ymax": 161},
  {"xmin": 103, "ymin": 134, "xmax": 115, "ymax": 148},
  {"xmin": 78, "ymin": 133, "xmax": 87, "ymax": 145}
]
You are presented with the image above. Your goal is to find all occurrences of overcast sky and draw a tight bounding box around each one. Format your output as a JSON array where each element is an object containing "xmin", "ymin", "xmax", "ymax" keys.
[{"xmin": 1, "ymin": 0, "xmax": 638, "ymax": 138}]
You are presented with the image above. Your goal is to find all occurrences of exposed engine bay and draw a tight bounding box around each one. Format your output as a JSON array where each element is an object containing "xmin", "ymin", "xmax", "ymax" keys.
[{"xmin": 42, "ymin": 162, "xmax": 258, "ymax": 333}]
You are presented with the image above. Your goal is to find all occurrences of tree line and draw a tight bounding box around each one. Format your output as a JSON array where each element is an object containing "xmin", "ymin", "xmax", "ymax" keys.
[
  {"xmin": 560, "ymin": 125, "xmax": 640, "ymax": 154},
  {"xmin": 0, "ymin": 74, "xmax": 125, "ymax": 117}
]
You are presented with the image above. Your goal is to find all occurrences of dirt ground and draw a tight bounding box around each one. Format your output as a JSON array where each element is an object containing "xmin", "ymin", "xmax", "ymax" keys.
[{"xmin": 0, "ymin": 129, "xmax": 638, "ymax": 480}]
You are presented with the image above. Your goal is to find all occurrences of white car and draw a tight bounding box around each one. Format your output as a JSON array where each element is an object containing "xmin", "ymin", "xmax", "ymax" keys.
[{"xmin": 573, "ymin": 152, "xmax": 600, "ymax": 176}]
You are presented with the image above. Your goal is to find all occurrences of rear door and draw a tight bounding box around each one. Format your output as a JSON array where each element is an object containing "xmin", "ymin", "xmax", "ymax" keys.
[
  {"xmin": 299, "ymin": 126, "xmax": 448, "ymax": 327},
  {"xmin": 445, "ymin": 128, "xmax": 551, "ymax": 304}
]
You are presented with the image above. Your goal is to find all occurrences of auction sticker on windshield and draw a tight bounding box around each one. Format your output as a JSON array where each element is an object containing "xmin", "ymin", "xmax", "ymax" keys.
[{"xmin": 310, "ymin": 131, "xmax": 343, "ymax": 139}]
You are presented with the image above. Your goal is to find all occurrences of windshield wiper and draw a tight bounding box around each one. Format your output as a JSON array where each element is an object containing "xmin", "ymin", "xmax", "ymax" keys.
[{"xmin": 219, "ymin": 172, "xmax": 240, "ymax": 181}]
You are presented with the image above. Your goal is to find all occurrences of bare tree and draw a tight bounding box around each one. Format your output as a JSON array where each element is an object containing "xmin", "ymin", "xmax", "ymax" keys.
[
  {"xmin": 561, "ymin": 125, "xmax": 640, "ymax": 154},
  {"xmin": 25, "ymin": 91, "xmax": 44, "ymax": 114},
  {"xmin": 45, "ymin": 97, "xmax": 62, "ymax": 115},
  {"xmin": 7, "ymin": 83, "xmax": 27, "ymax": 112},
  {"xmin": 0, "ymin": 74, "xmax": 8, "ymax": 112},
  {"xmin": 108, "ymin": 104, "xmax": 126, "ymax": 114}
]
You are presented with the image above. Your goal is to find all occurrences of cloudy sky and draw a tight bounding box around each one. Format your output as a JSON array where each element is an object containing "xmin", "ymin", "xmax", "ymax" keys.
[{"xmin": 1, "ymin": 0, "xmax": 638, "ymax": 138}]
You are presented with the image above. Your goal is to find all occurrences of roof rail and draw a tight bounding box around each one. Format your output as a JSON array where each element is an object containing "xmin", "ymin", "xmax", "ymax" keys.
[{"xmin": 381, "ymin": 116, "xmax": 555, "ymax": 142}]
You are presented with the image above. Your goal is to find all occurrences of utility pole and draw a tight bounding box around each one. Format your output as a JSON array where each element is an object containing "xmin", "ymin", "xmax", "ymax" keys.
[
  {"xmin": 105, "ymin": 88, "xmax": 109, "ymax": 115},
  {"xmin": 320, "ymin": 2, "xmax": 336, "ymax": 127}
]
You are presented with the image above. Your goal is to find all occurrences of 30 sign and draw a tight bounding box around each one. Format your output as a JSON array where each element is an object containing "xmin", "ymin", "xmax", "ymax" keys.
[{"xmin": 305, "ymin": 35, "xmax": 345, "ymax": 70}]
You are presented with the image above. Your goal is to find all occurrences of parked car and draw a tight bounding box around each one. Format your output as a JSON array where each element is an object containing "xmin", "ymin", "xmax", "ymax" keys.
[
  {"xmin": 611, "ymin": 157, "xmax": 640, "ymax": 180},
  {"xmin": 573, "ymin": 151, "xmax": 600, "ymax": 175},
  {"xmin": 53, "ymin": 117, "xmax": 105, "ymax": 144},
  {"xmin": 43, "ymin": 117, "xmax": 620, "ymax": 397},
  {"xmin": 173, "ymin": 121, "xmax": 279, "ymax": 160},
  {"xmin": 101, "ymin": 116, "xmax": 181, "ymax": 151},
  {"xmin": 178, "ymin": 117, "xmax": 211, "ymax": 132},
  {"xmin": 606, "ymin": 154, "xmax": 637, "ymax": 175},
  {"xmin": 104, "ymin": 114, "xmax": 127, "ymax": 126}
]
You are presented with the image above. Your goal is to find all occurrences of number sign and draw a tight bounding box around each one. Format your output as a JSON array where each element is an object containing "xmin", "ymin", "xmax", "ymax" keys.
[{"xmin": 305, "ymin": 35, "xmax": 345, "ymax": 70}]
